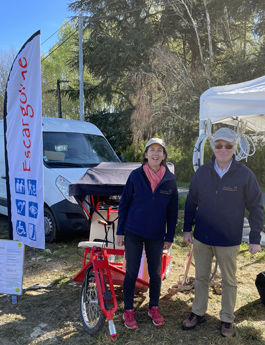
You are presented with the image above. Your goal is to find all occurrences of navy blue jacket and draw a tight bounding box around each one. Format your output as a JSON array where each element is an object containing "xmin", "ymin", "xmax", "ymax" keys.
[
  {"xmin": 184, "ymin": 156, "xmax": 263, "ymax": 246},
  {"xmin": 117, "ymin": 165, "xmax": 178, "ymax": 243}
]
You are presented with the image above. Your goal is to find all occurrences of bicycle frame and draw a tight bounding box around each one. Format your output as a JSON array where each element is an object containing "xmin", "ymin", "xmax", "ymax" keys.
[{"xmin": 89, "ymin": 246, "xmax": 118, "ymax": 341}]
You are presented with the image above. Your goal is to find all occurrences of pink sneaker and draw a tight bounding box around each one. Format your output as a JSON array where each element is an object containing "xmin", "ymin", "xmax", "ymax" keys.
[
  {"xmin": 123, "ymin": 309, "xmax": 138, "ymax": 329},
  {"xmin": 148, "ymin": 306, "xmax": 164, "ymax": 326}
]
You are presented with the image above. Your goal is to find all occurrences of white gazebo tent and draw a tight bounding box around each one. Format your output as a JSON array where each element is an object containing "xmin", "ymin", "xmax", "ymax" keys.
[{"xmin": 193, "ymin": 75, "xmax": 265, "ymax": 171}]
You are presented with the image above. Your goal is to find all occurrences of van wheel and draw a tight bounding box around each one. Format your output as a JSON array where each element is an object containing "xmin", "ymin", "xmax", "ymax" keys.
[{"xmin": 44, "ymin": 207, "xmax": 57, "ymax": 243}]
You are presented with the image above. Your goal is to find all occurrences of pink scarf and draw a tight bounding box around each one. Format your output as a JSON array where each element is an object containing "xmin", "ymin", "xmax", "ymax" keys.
[{"xmin": 143, "ymin": 162, "xmax": 166, "ymax": 192}]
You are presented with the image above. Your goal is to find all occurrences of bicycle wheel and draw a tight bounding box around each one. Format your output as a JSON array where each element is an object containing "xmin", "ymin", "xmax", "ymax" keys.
[{"xmin": 80, "ymin": 272, "xmax": 106, "ymax": 335}]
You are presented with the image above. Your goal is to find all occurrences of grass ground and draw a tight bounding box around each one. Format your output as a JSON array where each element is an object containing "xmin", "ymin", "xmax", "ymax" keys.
[{"xmin": 0, "ymin": 214, "xmax": 265, "ymax": 345}]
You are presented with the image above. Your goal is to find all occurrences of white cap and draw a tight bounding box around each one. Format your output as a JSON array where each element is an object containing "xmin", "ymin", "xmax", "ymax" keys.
[
  {"xmin": 145, "ymin": 138, "xmax": 166, "ymax": 149},
  {"xmin": 212, "ymin": 128, "xmax": 237, "ymax": 143}
]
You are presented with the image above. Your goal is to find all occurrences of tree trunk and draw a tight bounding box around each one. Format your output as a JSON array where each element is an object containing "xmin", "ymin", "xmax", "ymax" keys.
[{"xmin": 179, "ymin": 0, "xmax": 212, "ymax": 88}]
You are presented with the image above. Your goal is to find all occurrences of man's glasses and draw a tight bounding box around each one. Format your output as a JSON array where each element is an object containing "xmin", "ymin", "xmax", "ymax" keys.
[{"xmin": 214, "ymin": 143, "xmax": 234, "ymax": 150}]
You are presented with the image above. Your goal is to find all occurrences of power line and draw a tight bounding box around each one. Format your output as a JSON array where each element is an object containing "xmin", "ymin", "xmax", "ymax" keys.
[
  {"xmin": 41, "ymin": 1, "xmax": 170, "ymax": 62},
  {"xmin": 41, "ymin": 16, "xmax": 77, "ymax": 47},
  {"xmin": 41, "ymin": 27, "xmax": 78, "ymax": 62}
]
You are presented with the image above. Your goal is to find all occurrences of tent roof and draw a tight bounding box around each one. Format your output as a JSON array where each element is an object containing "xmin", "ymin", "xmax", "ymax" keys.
[
  {"xmin": 69, "ymin": 162, "xmax": 175, "ymax": 196},
  {"xmin": 69, "ymin": 162, "xmax": 141, "ymax": 196},
  {"xmin": 200, "ymin": 75, "xmax": 265, "ymax": 132}
]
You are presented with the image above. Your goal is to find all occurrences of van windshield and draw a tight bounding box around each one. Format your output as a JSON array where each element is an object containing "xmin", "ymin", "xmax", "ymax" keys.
[{"xmin": 43, "ymin": 132, "xmax": 119, "ymax": 168}]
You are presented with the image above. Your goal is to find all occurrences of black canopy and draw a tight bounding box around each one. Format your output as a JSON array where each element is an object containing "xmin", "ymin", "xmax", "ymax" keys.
[{"xmin": 69, "ymin": 162, "xmax": 174, "ymax": 196}]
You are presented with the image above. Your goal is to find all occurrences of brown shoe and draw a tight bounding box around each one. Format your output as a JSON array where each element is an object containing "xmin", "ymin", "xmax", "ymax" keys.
[
  {"xmin": 221, "ymin": 322, "xmax": 235, "ymax": 337},
  {"xmin": 181, "ymin": 312, "xmax": 206, "ymax": 330}
]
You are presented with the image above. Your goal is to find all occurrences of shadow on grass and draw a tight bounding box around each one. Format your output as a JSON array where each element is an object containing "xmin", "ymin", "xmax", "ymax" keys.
[
  {"xmin": 235, "ymin": 298, "xmax": 265, "ymax": 322},
  {"xmin": 236, "ymin": 324, "xmax": 264, "ymax": 343}
]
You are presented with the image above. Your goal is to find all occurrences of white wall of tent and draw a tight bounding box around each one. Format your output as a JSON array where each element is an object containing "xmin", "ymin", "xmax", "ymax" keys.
[{"xmin": 193, "ymin": 75, "xmax": 265, "ymax": 171}]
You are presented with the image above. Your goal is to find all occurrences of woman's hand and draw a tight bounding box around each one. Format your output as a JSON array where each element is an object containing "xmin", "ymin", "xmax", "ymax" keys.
[{"xmin": 117, "ymin": 235, "xmax": 125, "ymax": 247}]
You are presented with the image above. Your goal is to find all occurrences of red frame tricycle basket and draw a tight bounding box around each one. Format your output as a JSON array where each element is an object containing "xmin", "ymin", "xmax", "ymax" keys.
[{"xmin": 73, "ymin": 244, "xmax": 171, "ymax": 289}]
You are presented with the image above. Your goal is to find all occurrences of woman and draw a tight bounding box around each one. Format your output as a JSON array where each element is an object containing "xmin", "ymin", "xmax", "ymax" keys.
[{"xmin": 117, "ymin": 138, "xmax": 178, "ymax": 329}]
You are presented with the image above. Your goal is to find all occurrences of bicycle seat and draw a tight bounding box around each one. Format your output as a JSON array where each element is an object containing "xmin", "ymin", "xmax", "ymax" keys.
[{"xmin": 78, "ymin": 241, "xmax": 124, "ymax": 249}]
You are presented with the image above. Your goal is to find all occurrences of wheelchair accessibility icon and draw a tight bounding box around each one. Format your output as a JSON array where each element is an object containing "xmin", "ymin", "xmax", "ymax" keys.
[{"xmin": 16, "ymin": 220, "xmax": 27, "ymax": 237}]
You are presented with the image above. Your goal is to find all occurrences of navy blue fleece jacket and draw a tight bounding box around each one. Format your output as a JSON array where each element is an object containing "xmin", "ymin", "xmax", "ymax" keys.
[
  {"xmin": 117, "ymin": 165, "xmax": 178, "ymax": 243},
  {"xmin": 184, "ymin": 156, "xmax": 263, "ymax": 246}
]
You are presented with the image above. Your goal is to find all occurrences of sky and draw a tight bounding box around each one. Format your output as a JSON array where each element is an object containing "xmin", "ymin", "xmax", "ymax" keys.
[{"xmin": 0, "ymin": 1, "xmax": 76, "ymax": 55}]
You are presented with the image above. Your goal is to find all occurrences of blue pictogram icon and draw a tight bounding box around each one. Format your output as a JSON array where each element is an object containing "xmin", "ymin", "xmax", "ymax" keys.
[
  {"xmin": 28, "ymin": 223, "xmax": 36, "ymax": 241},
  {"xmin": 27, "ymin": 179, "xmax": 37, "ymax": 197},
  {"xmin": 15, "ymin": 178, "xmax": 25, "ymax": 194},
  {"xmin": 29, "ymin": 202, "xmax": 38, "ymax": 218},
  {"xmin": 16, "ymin": 199, "xmax": 26, "ymax": 216},
  {"xmin": 16, "ymin": 220, "xmax": 27, "ymax": 237}
]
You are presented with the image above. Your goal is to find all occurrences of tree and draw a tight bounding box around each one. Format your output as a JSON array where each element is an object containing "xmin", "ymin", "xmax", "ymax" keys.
[
  {"xmin": 41, "ymin": 21, "xmax": 81, "ymax": 119},
  {"xmin": 69, "ymin": 0, "xmax": 163, "ymax": 111},
  {"xmin": 87, "ymin": 107, "xmax": 134, "ymax": 153},
  {"xmin": 0, "ymin": 47, "xmax": 17, "ymax": 119},
  {"xmin": 68, "ymin": 0, "xmax": 265, "ymax": 155}
]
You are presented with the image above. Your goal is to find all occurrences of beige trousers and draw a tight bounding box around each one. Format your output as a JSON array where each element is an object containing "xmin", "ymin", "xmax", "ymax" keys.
[{"xmin": 192, "ymin": 238, "xmax": 240, "ymax": 323}]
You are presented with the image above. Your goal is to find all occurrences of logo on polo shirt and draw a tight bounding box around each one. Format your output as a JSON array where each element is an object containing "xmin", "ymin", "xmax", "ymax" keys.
[
  {"xmin": 223, "ymin": 186, "xmax": 238, "ymax": 192},
  {"xmin": 160, "ymin": 189, "xmax": 172, "ymax": 194}
]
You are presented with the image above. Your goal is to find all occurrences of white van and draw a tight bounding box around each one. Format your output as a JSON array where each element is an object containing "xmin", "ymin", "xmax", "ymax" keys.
[{"xmin": 0, "ymin": 117, "xmax": 120, "ymax": 243}]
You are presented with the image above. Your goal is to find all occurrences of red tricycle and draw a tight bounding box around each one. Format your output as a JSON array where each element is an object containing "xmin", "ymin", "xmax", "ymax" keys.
[{"xmin": 69, "ymin": 162, "xmax": 173, "ymax": 341}]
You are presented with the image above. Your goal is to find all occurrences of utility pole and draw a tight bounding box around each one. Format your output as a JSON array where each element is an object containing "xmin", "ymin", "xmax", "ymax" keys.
[
  {"xmin": 79, "ymin": 12, "xmax": 84, "ymax": 121},
  {"xmin": 57, "ymin": 79, "xmax": 69, "ymax": 118}
]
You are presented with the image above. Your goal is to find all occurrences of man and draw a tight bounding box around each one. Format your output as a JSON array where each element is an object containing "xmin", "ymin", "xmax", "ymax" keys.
[{"xmin": 181, "ymin": 127, "xmax": 263, "ymax": 337}]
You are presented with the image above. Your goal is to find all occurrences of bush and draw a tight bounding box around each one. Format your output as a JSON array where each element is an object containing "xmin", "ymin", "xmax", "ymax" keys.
[
  {"xmin": 245, "ymin": 143, "xmax": 265, "ymax": 188},
  {"xmin": 175, "ymin": 195, "xmax": 187, "ymax": 236},
  {"xmin": 178, "ymin": 195, "xmax": 187, "ymax": 211},
  {"xmin": 122, "ymin": 142, "xmax": 145, "ymax": 162},
  {"xmin": 171, "ymin": 140, "xmax": 214, "ymax": 182},
  {"xmin": 175, "ymin": 215, "xmax": 184, "ymax": 236}
]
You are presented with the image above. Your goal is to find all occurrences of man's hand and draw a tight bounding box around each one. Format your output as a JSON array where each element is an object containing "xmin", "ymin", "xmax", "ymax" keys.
[
  {"xmin": 117, "ymin": 235, "xmax": 124, "ymax": 247},
  {"xmin": 249, "ymin": 243, "xmax": 261, "ymax": 255},
  {"xmin": 163, "ymin": 241, "xmax": 172, "ymax": 250},
  {"xmin": 183, "ymin": 232, "xmax": 193, "ymax": 244}
]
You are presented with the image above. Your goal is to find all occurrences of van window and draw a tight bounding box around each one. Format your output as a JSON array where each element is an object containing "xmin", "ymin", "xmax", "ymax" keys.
[{"xmin": 43, "ymin": 132, "xmax": 119, "ymax": 168}]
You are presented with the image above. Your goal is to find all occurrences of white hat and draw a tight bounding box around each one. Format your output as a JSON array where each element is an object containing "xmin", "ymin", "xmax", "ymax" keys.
[
  {"xmin": 145, "ymin": 138, "xmax": 166, "ymax": 149},
  {"xmin": 212, "ymin": 128, "xmax": 237, "ymax": 143}
]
